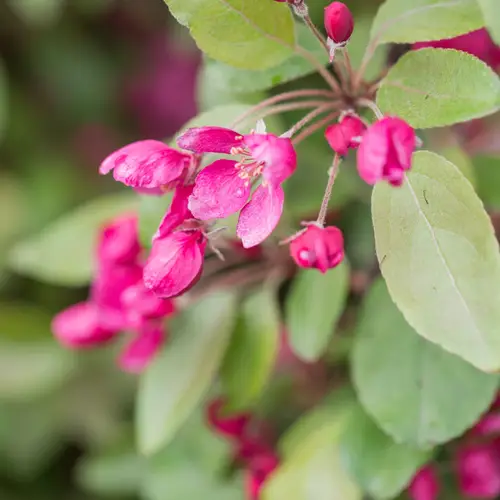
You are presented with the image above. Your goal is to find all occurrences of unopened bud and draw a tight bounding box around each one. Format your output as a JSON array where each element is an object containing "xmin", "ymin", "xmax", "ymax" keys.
[{"xmin": 324, "ymin": 2, "xmax": 354, "ymax": 60}]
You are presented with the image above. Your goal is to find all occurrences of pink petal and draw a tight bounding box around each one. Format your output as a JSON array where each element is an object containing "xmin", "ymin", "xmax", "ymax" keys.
[
  {"xmin": 177, "ymin": 126, "xmax": 243, "ymax": 154},
  {"xmin": 237, "ymin": 185, "xmax": 284, "ymax": 248},
  {"xmin": 100, "ymin": 140, "xmax": 190, "ymax": 189},
  {"xmin": 206, "ymin": 399, "xmax": 251, "ymax": 439},
  {"xmin": 97, "ymin": 214, "xmax": 141, "ymax": 266},
  {"xmin": 118, "ymin": 323, "xmax": 165, "ymax": 373},
  {"xmin": 143, "ymin": 230, "xmax": 206, "ymax": 298},
  {"xmin": 154, "ymin": 184, "xmax": 195, "ymax": 240},
  {"xmin": 390, "ymin": 117, "xmax": 416, "ymax": 171},
  {"xmin": 244, "ymin": 134, "xmax": 297, "ymax": 187},
  {"xmin": 408, "ymin": 465, "xmax": 440, "ymax": 500},
  {"xmin": 356, "ymin": 120, "xmax": 389, "ymax": 185},
  {"xmin": 188, "ymin": 159, "xmax": 251, "ymax": 220}
]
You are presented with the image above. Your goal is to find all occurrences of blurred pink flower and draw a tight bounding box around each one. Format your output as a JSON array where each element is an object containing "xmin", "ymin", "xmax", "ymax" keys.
[{"xmin": 408, "ymin": 465, "xmax": 440, "ymax": 500}]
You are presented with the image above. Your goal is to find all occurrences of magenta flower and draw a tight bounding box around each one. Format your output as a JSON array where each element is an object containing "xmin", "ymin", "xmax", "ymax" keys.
[
  {"xmin": 408, "ymin": 466, "xmax": 440, "ymax": 500},
  {"xmin": 325, "ymin": 115, "xmax": 366, "ymax": 156},
  {"xmin": 97, "ymin": 215, "xmax": 141, "ymax": 266},
  {"xmin": 245, "ymin": 452, "xmax": 280, "ymax": 500},
  {"xmin": 206, "ymin": 399, "xmax": 251, "ymax": 439},
  {"xmin": 357, "ymin": 116, "xmax": 416, "ymax": 186},
  {"xmin": 471, "ymin": 412, "xmax": 500, "ymax": 437},
  {"xmin": 118, "ymin": 323, "xmax": 165, "ymax": 373},
  {"xmin": 99, "ymin": 140, "xmax": 192, "ymax": 190},
  {"xmin": 289, "ymin": 225, "xmax": 344, "ymax": 273},
  {"xmin": 143, "ymin": 229, "xmax": 207, "ymax": 298}
]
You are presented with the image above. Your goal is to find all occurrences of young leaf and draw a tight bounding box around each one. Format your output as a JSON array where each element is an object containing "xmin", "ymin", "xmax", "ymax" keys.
[
  {"xmin": 136, "ymin": 292, "xmax": 237, "ymax": 455},
  {"xmin": 370, "ymin": 0, "xmax": 485, "ymax": 45},
  {"xmin": 285, "ymin": 261, "xmax": 349, "ymax": 362},
  {"xmin": 339, "ymin": 405, "xmax": 430, "ymax": 500},
  {"xmin": 221, "ymin": 287, "xmax": 280, "ymax": 410},
  {"xmin": 377, "ymin": 49, "xmax": 500, "ymax": 129},
  {"xmin": 352, "ymin": 279, "xmax": 498, "ymax": 448},
  {"xmin": 476, "ymin": 0, "xmax": 500, "ymax": 45},
  {"xmin": 8, "ymin": 192, "xmax": 138, "ymax": 286},
  {"xmin": 164, "ymin": 0, "xmax": 295, "ymax": 70},
  {"xmin": 372, "ymin": 151, "xmax": 500, "ymax": 372}
]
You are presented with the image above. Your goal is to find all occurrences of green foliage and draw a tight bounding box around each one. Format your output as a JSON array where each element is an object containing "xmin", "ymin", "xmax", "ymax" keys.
[
  {"xmin": 7, "ymin": 0, "xmax": 64, "ymax": 26},
  {"xmin": 476, "ymin": 0, "xmax": 500, "ymax": 44},
  {"xmin": 475, "ymin": 156, "xmax": 500, "ymax": 208},
  {"xmin": 139, "ymin": 193, "xmax": 173, "ymax": 248},
  {"xmin": 372, "ymin": 151, "xmax": 500, "ymax": 372},
  {"xmin": 136, "ymin": 292, "xmax": 237, "ymax": 455},
  {"xmin": 370, "ymin": 0, "xmax": 485, "ymax": 44},
  {"xmin": 9, "ymin": 192, "xmax": 138, "ymax": 286},
  {"xmin": 377, "ymin": 49, "xmax": 500, "ymax": 128},
  {"xmin": 286, "ymin": 261, "xmax": 349, "ymax": 361},
  {"xmin": 163, "ymin": 0, "xmax": 296, "ymax": 70},
  {"xmin": 352, "ymin": 279, "xmax": 498, "ymax": 448}
]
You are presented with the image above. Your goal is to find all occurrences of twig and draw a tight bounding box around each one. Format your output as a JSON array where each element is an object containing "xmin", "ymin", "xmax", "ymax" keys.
[{"xmin": 317, "ymin": 154, "xmax": 341, "ymax": 225}]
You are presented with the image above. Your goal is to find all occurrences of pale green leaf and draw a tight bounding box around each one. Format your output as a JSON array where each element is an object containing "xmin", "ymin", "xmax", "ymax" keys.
[
  {"xmin": 138, "ymin": 193, "xmax": 173, "ymax": 249},
  {"xmin": 164, "ymin": 0, "xmax": 295, "ymax": 70},
  {"xmin": 475, "ymin": 156, "xmax": 500, "ymax": 208},
  {"xmin": 370, "ymin": 0, "xmax": 485, "ymax": 44},
  {"xmin": 136, "ymin": 292, "xmax": 237, "ymax": 455},
  {"xmin": 352, "ymin": 279, "xmax": 498, "ymax": 448},
  {"xmin": 286, "ymin": 261, "xmax": 349, "ymax": 361},
  {"xmin": 221, "ymin": 287, "xmax": 280, "ymax": 410},
  {"xmin": 372, "ymin": 151, "xmax": 500, "ymax": 372},
  {"xmin": 476, "ymin": 0, "xmax": 500, "ymax": 44},
  {"xmin": 7, "ymin": 0, "xmax": 64, "ymax": 26},
  {"xmin": 340, "ymin": 405, "xmax": 430, "ymax": 499},
  {"xmin": 9, "ymin": 192, "xmax": 138, "ymax": 286},
  {"xmin": 377, "ymin": 49, "xmax": 500, "ymax": 128}
]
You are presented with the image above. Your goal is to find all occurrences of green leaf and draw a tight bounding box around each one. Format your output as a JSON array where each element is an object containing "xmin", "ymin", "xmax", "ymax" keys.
[
  {"xmin": 136, "ymin": 292, "xmax": 237, "ymax": 455},
  {"xmin": 138, "ymin": 193, "xmax": 173, "ymax": 248},
  {"xmin": 221, "ymin": 287, "xmax": 280, "ymax": 410},
  {"xmin": 340, "ymin": 405, "xmax": 430, "ymax": 499},
  {"xmin": 377, "ymin": 49, "xmax": 500, "ymax": 129},
  {"xmin": 372, "ymin": 151, "xmax": 500, "ymax": 372},
  {"xmin": 475, "ymin": 156, "xmax": 500, "ymax": 208},
  {"xmin": 352, "ymin": 279, "xmax": 498, "ymax": 448},
  {"xmin": 9, "ymin": 192, "xmax": 138, "ymax": 286},
  {"xmin": 476, "ymin": 0, "xmax": 500, "ymax": 44},
  {"xmin": 201, "ymin": 25, "xmax": 326, "ymax": 94},
  {"xmin": 164, "ymin": 0, "xmax": 295, "ymax": 70},
  {"xmin": 286, "ymin": 261, "xmax": 349, "ymax": 362},
  {"xmin": 7, "ymin": 0, "xmax": 64, "ymax": 26},
  {"xmin": 0, "ymin": 60, "xmax": 7, "ymax": 142},
  {"xmin": 370, "ymin": 0, "xmax": 485, "ymax": 44}
]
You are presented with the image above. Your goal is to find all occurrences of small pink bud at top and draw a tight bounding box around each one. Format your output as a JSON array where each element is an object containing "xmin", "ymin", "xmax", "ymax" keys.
[
  {"xmin": 99, "ymin": 140, "xmax": 191, "ymax": 190},
  {"xmin": 118, "ymin": 323, "xmax": 165, "ymax": 373},
  {"xmin": 97, "ymin": 215, "xmax": 141, "ymax": 266},
  {"xmin": 289, "ymin": 225, "xmax": 344, "ymax": 273},
  {"xmin": 357, "ymin": 116, "xmax": 416, "ymax": 187},
  {"xmin": 52, "ymin": 302, "xmax": 117, "ymax": 348},
  {"xmin": 324, "ymin": 2, "xmax": 354, "ymax": 45},
  {"xmin": 456, "ymin": 444, "xmax": 500, "ymax": 499},
  {"xmin": 325, "ymin": 115, "xmax": 366, "ymax": 156},
  {"xmin": 206, "ymin": 399, "xmax": 251, "ymax": 439},
  {"xmin": 245, "ymin": 453, "xmax": 280, "ymax": 500},
  {"xmin": 408, "ymin": 466, "xmax": 440, "ymax": 500},
  {"xmin": 143, "ymin": 230, "xmax": 206, "ymax": 298}
]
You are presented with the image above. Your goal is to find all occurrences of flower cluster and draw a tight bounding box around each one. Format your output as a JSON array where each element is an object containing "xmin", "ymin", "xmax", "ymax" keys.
[{"xmin": 206, "ymin": 399, "xmax": 279, "ymax": 500}]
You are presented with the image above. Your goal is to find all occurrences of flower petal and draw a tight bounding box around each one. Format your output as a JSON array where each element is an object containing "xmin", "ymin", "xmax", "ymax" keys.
[
  {"xmin": 188, "ymin": 159, "xmax": 251, "ymax": 220},
  {"xmin": 97, "ymin": 214, "xmax": 141, "ymax": 266},
  {"xmin": 177, "ymin": 127, "xmax": 243, "ymax": 154},
  {"xmin": 237, "ymin": 185, "xmax": 284, "ymax": 248},
  {"xmin": 356, "ymin": 120, "xmax": 389, "ymax": 185},
  {"xmin": 154, "ymin": 184, "xmax": 195, "ymax": 240}
]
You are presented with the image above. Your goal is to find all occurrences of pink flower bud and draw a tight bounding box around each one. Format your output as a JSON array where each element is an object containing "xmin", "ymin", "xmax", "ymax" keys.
[
  {"xmin": 471, "ymin": 412, "xmax": 500, "ymax": 437},
  {"xmin": 245, "ymin": 453, "xmax": 280, "ymax": 500},
  {"xmin": 408, "ymin": 466, "xmax": 440, "ymax": 500},
  {"xmin": 456, "ymin": 444, "xmax": 500, "ymax": 499},
  {"xmin": 325, "ymin": 115, "xmax": 366, "ymax": 156},
  {"xmin": 143, "ymin": 230, "xmax": 206, "ymax": 298},
  {"xmin": 206, "ymin": 399, "xmax": 251, "ymax": 439},
  {"xmin": 324, "ymin": 2, "xmax": 354, "ymax": 45},
  {"xmin": 357, "ymin": 116, "xmax": 416, "ymax": 187},
  {"xmin": 289, "ymin": 225, "xmax": 344, "ymax": 273},
  {"xmin": 97, "ymin": 215, "xmax": 141, "ymax": 266},
  {"xmin": 52, "ymin": 302, "xmax": 117, "ymax": 348}
]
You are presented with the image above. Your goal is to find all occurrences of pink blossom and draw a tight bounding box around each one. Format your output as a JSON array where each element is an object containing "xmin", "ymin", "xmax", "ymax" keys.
[
  {"xmin": 456, "ymin": 444, "xmax": 500, "ymax": 498},
  {"xmin": 324, "ymin": 2, "xmax": 354, "ymax": 45},
  {"xmin": 408, "ymin": 465, "xmax": 440, "ymax": 500},
  {"xmin": 97, "ymin": 215, "xmax": 141, "ymax": 265},
  {"xmin": 245, "ymin": 452, "xmax": 280, "ymax": 500},
  {"xmin": 52, "ymin": 302, "xmax": 117, "ymax": 348},
  {"xmin": 206, "ymin": 399, "xmax": 251, "ymax": 439},
  {"xmin": 143, "ymin": 230, "xmax": 207, "ymax": 298},
  {"xmin": 357, "ymin": 116, "xmax": 416, "ymax": 186},
  {"xmin": 471, "ymin": 412, "xmax": 500, "ymax": 437},
  {"xmin": 289, "ymin": 225, "xmax": 344, "ymax": 273},
  {"xmin": 118, "ymin": 323, "xmax": 165, "ymax": 373},
  {"xmin": 325, "ymin": 115, "xmax": 366, "ymax": 156},
  {"xmin": 99, "ymin": 140, "xmax": 192, "ymax": 190}
]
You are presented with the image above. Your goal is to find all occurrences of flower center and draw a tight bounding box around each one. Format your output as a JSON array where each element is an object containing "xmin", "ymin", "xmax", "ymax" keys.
[{"xmin": 230, "ymin": 146, "xmax": 265, "ymax": 183}]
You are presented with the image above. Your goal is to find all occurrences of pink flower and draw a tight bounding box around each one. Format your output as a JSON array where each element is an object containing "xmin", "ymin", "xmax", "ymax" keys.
[
  {"xmin": 289, "ymin": 225, "xmax": 344, "ymax": 273},
  {"xmin": 143, "ymin": 229, "xmax": 207, "ymax": 298},
  {"xmin": 471, "ymin": 412, "xmax": 500, "ymax": 437},
  {"xmin": 408, "ymin": 466, "xmax": 440, "ymax": 500},
  {"xmin": 245, "ymin": 452, "xmax": 280, "ymax": 500},
  {"xmin": 97, "ymin": 215, "xmax": 141, "ymax": 266},
  {"xmin": 206, "ymin": 399, "xmax": 251, "ymax": 439},
  {"xmin": 52, "ymin": 302, "xmax": 117, "ymax": 348},
  {"xmin": 325, "ymin": 115, "xmax": 366, "ymax": 156},
  {"xmin": 118, "ymin": 323, "xmax": 165, "ymax": 373},
  {"xmin": 456, "ymin": 444, "xmax": 500, "ymax": 498},
  {"xmin": 99, "ymin": 140, "xmax": 192, "ymax": 190},
  {"xmin": 324, "ymin": 2, "xmax": 354, "ymax": 60},
  {"xmin": 357, "ymin": 116, "xmax": 416, "ymax": 186},
  {"xmin": 413, "ymin": 29, "xmax": 500, "ymax": 70}
]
